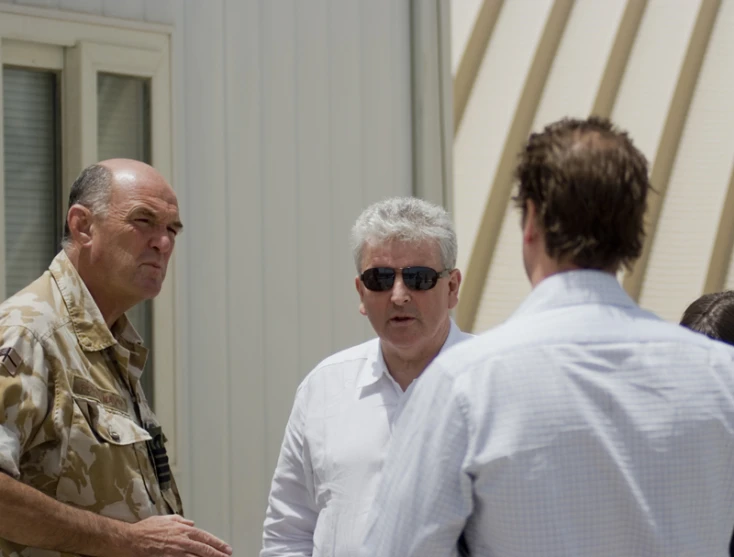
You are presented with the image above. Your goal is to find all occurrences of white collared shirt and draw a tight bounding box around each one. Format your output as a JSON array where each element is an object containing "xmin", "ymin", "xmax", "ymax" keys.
[
  {"xmin": 261, "ymin": 319, "xmax": 472, "ymax": 557},
  {"xmin": 363, "ymin": 271, "xmax": 734, "ymax": 557}
]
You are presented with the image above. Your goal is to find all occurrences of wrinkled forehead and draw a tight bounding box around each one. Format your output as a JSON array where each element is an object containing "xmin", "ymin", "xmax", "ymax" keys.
[
  {"xmin": 110, "ymin": 174, "xmax": 179, "ymax": 210},
  {"xmin": 360, "ymin": 237, "xmax": 442, "ymax": 270},
  {"xmin": 106, "ymin": 181, "xmax": 182, "ymax": 234}
]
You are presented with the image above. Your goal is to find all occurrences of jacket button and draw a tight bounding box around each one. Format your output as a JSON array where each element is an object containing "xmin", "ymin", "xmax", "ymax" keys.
[{"xmin": 110, "ymin": 431, "xmax": 120, "ymax": 442}]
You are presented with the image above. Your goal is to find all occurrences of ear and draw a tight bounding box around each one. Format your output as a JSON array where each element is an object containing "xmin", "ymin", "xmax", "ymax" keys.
[
  {"xmin": 447, "ymin": 269, "xmax": 462, "ymax": 310},
  {"xmin": 355, "ymin": 276, "xmax": 367, "ymax": 316},
  {"xmin": 522, "ymin": 199, "xmax": 539, "ymax": 245},
  {"xmin": 67, "ymin": 204, "xmax": 94, "ymax": 247}
]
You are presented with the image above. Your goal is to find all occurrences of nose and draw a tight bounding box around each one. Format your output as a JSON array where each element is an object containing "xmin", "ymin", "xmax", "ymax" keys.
[
  {"xmin": 150, "ymin": 227, "xmax": 174, "ymax": 255},
  {"xmin": 390, "ymin": 274, "xmax": 411, "ymax": 305}
]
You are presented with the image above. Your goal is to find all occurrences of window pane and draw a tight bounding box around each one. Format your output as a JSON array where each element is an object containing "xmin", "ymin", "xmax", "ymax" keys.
[
  {"xmin": 3, "ymin": 67, "xmax": 61, "ymax": 298},
  {"xmin": 97, "ymin": 74, "xmax": 151, "ymax": 162},
  {"xmin": 97, "ymin": 73, "xmax": 155, "ymax": 404}
]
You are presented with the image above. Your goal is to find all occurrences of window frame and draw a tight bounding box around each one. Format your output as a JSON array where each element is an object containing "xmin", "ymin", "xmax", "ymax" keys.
[{"xmin": 0, "ymin": 8, "xmax": 178, "ymax": 468}]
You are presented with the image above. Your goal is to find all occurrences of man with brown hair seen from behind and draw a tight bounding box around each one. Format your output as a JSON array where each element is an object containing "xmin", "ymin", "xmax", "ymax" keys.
[
  {"xmin": 363, "ymin": 117, "xmax": 734, "ymax": 557},
  {"xmin": 0, "ymin": 160, "xmax": 232, "ymax": 557}
]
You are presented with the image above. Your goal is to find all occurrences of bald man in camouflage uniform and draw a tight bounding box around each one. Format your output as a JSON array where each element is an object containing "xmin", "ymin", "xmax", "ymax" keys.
[{"xmin": 0, "ymin": 160, "xmax": 232, "ymax": 557}]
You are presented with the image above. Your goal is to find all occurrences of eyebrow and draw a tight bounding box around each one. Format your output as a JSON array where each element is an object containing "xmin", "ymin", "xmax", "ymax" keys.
[{"xmin": 130, "ymin": 207, "xmax": 184, "ymax": 232}]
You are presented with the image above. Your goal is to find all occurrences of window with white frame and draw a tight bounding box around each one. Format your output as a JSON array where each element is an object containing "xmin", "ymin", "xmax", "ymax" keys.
[{"xmin": 0, "ymin": 9, "xmax": 177, "ymax": 464}]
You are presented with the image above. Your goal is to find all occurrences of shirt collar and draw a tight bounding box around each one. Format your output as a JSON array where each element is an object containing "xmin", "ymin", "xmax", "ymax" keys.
[
  {"xmin": 356, "ymin": 318, "xmax": 465, "ymax": 389},
  {"xmin": 50, "ymin": 251, "xmax": 143, "ymax": 352},
  {"xmin": 511, "ymin": 269, "xmax": 636, "ymax": 321}
]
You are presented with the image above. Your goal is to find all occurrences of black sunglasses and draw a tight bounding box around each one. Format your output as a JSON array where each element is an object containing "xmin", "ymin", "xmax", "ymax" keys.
[{"xmin": 360, "ymin": 266, "xmax": 451, "ymax": 292}]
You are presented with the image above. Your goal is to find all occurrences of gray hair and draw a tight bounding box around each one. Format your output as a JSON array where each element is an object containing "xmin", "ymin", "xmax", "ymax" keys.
[
  {"xmin": 61, "ymin": 164, "xmax": 113, "ymax": 249},
  {"xmin": 351, "ymin": 196, "xmax": 458, "ymax": 272}
]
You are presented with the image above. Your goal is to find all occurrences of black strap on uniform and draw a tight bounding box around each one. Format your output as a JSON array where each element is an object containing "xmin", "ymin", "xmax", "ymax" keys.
[
  {"xmin": 144, "ymin": 423, "xmax": 172, "ymax": 491},
  {"xmin": 104, "ymin": 348, "xmax": 172, "ymax": 493}
]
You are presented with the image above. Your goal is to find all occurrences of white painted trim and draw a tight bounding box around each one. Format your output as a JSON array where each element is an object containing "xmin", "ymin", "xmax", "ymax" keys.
[
  {"xmin": 62, "ymin": 42, "xmax": 96, "ymax": 197},
  {"xmin": 0, "ymin": 3, "xmax": 172, "ymax": 35},
  {"xmin": 2, "ymin": 39, "xmax": 63, "ymax": 70},
  {"xmin": 0, "ymin": 9, "xmax": 169, "ymax": 49}
]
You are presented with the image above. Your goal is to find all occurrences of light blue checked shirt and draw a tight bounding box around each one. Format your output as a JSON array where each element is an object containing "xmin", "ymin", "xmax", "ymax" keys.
[{"xmin": 362, "ymin": 270, "xmax": 734, "ymax": 557}]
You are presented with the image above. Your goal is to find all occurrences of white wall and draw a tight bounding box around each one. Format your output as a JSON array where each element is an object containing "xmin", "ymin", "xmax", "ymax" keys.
[
  {"xmin": 2, "ymin": 0, "xmax": 413, "ymax": 554},
  {"xmin": 173, "ymin": 3, "xmax": 412, "ymax": 553},
  {"xmin": 175, "ymin": 1, "xmax": 413, "ymax": 553}
]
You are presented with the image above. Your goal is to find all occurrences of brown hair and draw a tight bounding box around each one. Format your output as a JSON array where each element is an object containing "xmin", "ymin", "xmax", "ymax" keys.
[
  {"xmin": 513, "ymin": 116, "xmax": 650, "ymax": 270},
  {"xmin": 681, "ymin": 291, "xmax": 734, "ymax": 344}
]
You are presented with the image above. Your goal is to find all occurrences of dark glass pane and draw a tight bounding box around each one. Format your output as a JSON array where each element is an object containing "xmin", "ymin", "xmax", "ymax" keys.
[{"xmin": 3, "ymin": 67, "xmax": 60, "ymax": 297}]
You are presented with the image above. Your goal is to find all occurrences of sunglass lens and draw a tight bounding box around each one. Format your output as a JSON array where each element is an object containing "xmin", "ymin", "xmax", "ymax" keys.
[
  {"xmin": 403, "ymin": 267, "xmax": 438, "ymax": 290},
  {"xmin": 362, "ymin": 267, "xmax": 396, "ymax": 291}
]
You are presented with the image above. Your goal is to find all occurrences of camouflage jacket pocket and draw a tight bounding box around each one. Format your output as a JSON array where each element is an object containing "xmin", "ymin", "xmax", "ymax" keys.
[
  {"xmin": 86, "ymin": 403, "xmax": 151, "ymax": 446},
  {"xmin": 58, "ymin": 396, "xmax": 161, "ymax": 521}
]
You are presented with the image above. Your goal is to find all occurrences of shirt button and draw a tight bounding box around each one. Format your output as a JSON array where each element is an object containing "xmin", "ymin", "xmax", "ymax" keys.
[{"xmin": 110, "ymin": 431, "xmax": 120, "ymax": 442}]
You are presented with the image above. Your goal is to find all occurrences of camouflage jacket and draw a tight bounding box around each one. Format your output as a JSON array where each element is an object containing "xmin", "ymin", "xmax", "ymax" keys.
[{"xmin": 0, "ymin": 251, "xmax": 182, "ymax": 557}]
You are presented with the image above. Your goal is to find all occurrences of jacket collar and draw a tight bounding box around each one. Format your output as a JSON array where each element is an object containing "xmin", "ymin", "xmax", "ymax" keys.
[{"xmin": 50, "ymin": 251, "xmax": 142, "ymax": 352}]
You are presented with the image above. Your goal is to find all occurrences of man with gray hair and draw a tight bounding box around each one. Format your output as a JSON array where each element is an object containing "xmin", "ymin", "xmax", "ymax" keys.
[
  {"xmin": 0, "ymin": 160, "xmax": 232, "ymax": 557},
  {"xmin": 261, "ymin": 196, "xmax": 473, "ymax": 557}
]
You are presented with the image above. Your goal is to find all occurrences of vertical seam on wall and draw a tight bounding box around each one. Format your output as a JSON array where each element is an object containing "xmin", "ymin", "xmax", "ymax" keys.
[
  {"xmin": 220, "ymin": 0, "xmax": 232, "ymax": 539},
  {"xmin": 293, "ymin": 1, "xmax": 302, "ymax": 395},
  {"xmin": 409, "ymin": 0, "xmax": 419, "ymax": 197},
  {"xmin": 258, "ymin": 0, "xmax": 270, "ymax": 488},
  {"xmin": 255, "ymin": 0, "xmax": 268, "ymax": 524},
  {"xmin": 176, "ymin": 1, "xmax": 194, "ymax": 510},
  {"xmin": 436, "ymin": 0, "xmax": 450, "ymax": 210},
  {"xmin": 327, "ymin": 0, "xmax": 336, "ymax": 354},
  {"xmin": 622, "ymin": 0, "xmax": 723, "ymax": 300},
  {"xmin": 456, "ymin": 0, "xmax": 575, "ymax": 332},
  {"xmin": 359, "ymin": 0, "xmax": 366, "ymax": 211}
]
